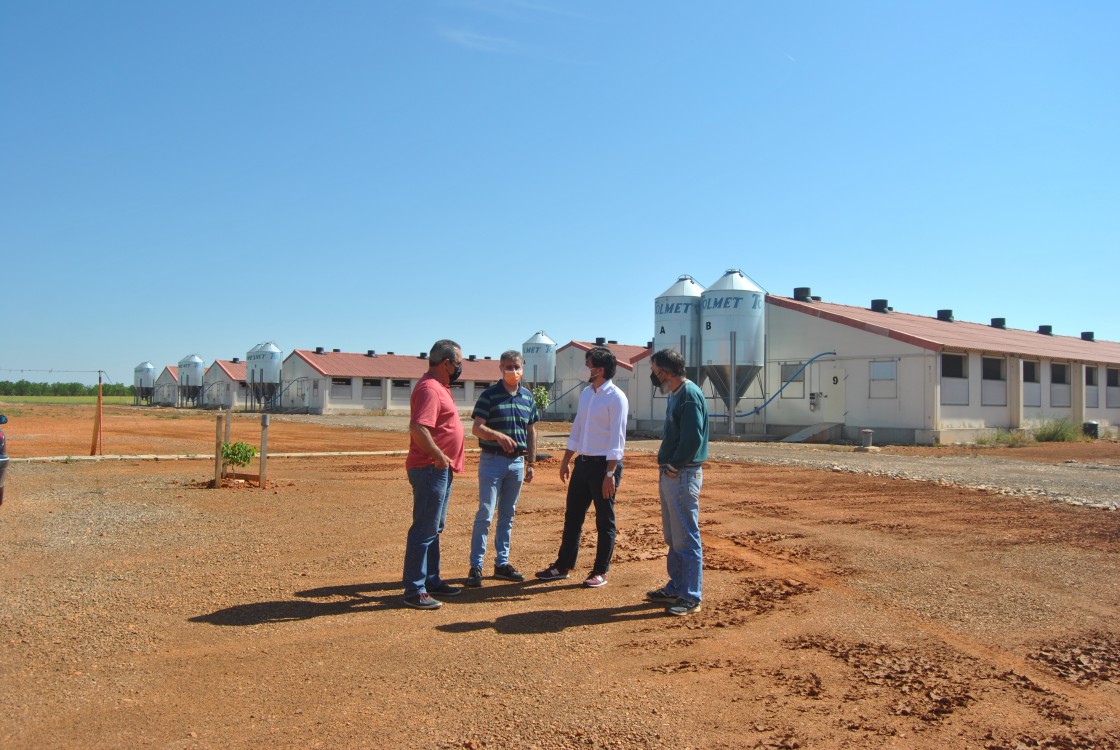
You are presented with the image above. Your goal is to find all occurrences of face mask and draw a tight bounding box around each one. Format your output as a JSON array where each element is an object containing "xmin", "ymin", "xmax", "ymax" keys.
[
  {"xmin": 649, "ymin": 371, "xmax": 662, "ymax": 388},
  {"xmin": 448, "ymin": 361, "xmax": 462, "ymax": 383},
  {"xmin": 503, "ymin": 371, "xmax": 522, "ymax": 387},
  {"xmin": 578, "ymin": 365, "xmax": 592, "ymax": 383}
]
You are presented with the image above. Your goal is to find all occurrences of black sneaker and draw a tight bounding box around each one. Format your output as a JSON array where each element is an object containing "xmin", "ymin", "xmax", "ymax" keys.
[
  {"xmin": 429, "ymin": 582, "xmax": 463, "ymax": 597},
  {"xmin": 494, "ymin": 563, "xmax": 525, "ymax": 582},
  {"xmin": 465, "ymin": 566, "xmax": 483, "ymax": 588},
  {"xmin": 667, "ymin": 599, "xmax": 701, "ymax": 616},
  {"xmin": 646, "ymin": 586, "xmax": 678, "ymax": 603},
  {"xmin": 403, "ymin": 593, "xmax": 441, "ymax": 610},
  {"xmin": 535, "ymin": 565, "xmax": 570, "ymax": 581}
]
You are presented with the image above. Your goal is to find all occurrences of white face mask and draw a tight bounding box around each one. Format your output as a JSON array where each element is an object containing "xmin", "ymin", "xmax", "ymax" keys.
[{"xmin": 578, "ymin": 365, "xmax": 593, "ymax": 383}]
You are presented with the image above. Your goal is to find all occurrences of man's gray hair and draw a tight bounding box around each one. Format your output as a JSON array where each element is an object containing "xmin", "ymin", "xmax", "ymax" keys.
[
  {"xmin": 429, "ymin": 339, "xmax": 461, "ymax": 365},
  {"xmin": 499, "ymin": 349, "xmax": 523, "ymax": 365}
]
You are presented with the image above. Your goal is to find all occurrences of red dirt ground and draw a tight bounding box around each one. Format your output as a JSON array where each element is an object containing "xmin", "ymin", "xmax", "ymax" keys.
[{"xmin": 2, "ymin": 404, "xmax": 1119, "ymax": 749}]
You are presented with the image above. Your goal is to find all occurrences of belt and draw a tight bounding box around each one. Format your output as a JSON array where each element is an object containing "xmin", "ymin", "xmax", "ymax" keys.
[
  {"xmin": 576, "ymin": 455, "xmax": 607, "ymax": 462},
  {"xmin": 481, "ymin": 445, "xmax": 526, "ymax": 457}
]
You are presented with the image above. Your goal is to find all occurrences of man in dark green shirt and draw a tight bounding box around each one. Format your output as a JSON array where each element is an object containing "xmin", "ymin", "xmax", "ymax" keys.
[{"xmin": 647, "ymin": 348, "xmax": 708, "ymax": 615}]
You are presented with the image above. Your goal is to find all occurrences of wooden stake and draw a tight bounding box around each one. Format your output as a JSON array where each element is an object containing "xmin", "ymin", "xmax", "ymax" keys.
[
  {"xmin": 213, "ymin": 412, "xmax": 225, "ymax": 487},
  {"xmin": 259, "ymin": 414, "xmax": 270, "ymax": 488}
]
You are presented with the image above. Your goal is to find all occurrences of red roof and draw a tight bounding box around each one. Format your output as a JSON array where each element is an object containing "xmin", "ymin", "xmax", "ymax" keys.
[
  {"xmin": 208, "ymin": 359, "xmax": 247, "ymax": 382},
  {"xmin": 288, "ymin": 350, "xmax": 503, "ymax": 380},
  {"xmin": 770, "ymin": 295, "xmax": 1120, "ymax": 365},
  {"xmin": 159, "ymin": 366, "xmax": 179, "ymax": 383},
  {"xmin": 560, "ymin": 341, "xmax": 652, "ymax": 371}
]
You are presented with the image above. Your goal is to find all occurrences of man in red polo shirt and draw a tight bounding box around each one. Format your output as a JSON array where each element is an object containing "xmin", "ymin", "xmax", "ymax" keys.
[{"xmin": 402, "ymin": 339, "xmax": 467, "ymax": 610}]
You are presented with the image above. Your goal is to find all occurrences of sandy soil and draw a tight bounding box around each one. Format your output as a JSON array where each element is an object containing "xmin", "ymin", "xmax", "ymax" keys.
[{"xmin": 2, "ymin": 404, "xmax": 1119, "ymax": 749}]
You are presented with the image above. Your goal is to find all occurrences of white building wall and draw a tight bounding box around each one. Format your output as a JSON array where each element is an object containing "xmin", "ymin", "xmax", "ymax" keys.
[
  {"xmin": 280, "ymin": 357, "xmax": 326, "ymax": 413},
  {"xmin": 153, "ymin": 371, "xmax": 178, "ymax": 407},
  {"xmin": 202, "ymin": 369, "xmax": 244, "ymax": 410},
  {"xmin": 764, "ymin": 305, "xmax": 935, "ymax": 441}
]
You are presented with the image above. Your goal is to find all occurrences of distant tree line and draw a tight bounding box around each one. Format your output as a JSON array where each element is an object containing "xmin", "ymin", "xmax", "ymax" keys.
[{"xmin": 0, "ymin": 380, "xmax": 133, "ymax": 397}]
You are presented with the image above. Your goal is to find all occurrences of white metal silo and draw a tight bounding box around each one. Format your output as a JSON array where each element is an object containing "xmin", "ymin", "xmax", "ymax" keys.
[
  {"xmin": 134, "ymin": 362, "xmax": 155, "ymax": 390},
  {"xmin": 247, "ymin": 341, "xmax": 283, "ymax": 410},
  {"xmin": 247, "ymin": 341, "xmax": 283, "ymax": 383},
  {"xmin": 701, "ymin": 269, "xmax": 765, "ymax": 428},
  {"xmin": 177, "ymin": 354, "xmax": 206, "ymax": 407},
  {"xmin": 654, "ymin": 274, "xmax": 705, "ymax": 380},
  {"xmin": 522, "ymin": 331, "xmax": 557, "ymax": 386},
  {"xmin": 133, "ymin": 361, "xmax": 155, "ymax": 405}
]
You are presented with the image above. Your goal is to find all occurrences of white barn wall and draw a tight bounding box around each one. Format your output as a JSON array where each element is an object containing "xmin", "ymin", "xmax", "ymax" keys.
[
  {"xmin": 153, "ymin": 370, "xmax": 178, "ymax": 407},
  {"xmin": 202, "ymin": 367, "xmax": 244, "ymax": 410},
  {"xmin": 765, "ymin": 304, "xmax": 935, "ymax": 441}
]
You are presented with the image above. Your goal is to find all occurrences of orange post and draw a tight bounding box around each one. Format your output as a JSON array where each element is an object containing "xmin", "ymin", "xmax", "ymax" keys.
[{"xmin": 89, "ymin": 372, "xmax": 103, "ymax": 456}]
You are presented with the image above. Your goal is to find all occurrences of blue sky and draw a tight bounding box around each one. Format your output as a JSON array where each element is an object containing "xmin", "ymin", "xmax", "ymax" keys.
[{"xmin": 2, "ymin": 1, "xmax": 1117, "ymax": 386}]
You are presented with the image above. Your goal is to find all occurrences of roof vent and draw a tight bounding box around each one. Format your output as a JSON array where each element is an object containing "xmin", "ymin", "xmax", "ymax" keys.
[
  {"xmin": 811, "ymin": 295, "xmax": 822, "ymax": 302},
  {"xmin": 387, "ymin": 351, "xmax": 395, "ymax": 355},
  {"xmin": 332, "ymin": 348, "xmax": 341, "ymax": 353},
  {"xmin": 595, "ymin": 337, "xmax": 607, "ymax": 345},
  {"xmin": 608, "ymin": 340, "xmax": 618, "ymax": 345},
  {"xmin": 991, "ymin": 318, "xmax": 1006, "ymax": 329},
  {"xmin": 1038, "ymin": 325, "xmax": 1053, "ymax": 336},
  {"xmin": 419, "ymin": 352, "xmax": 428, "ymax": 359},
  {"xmin": 366, "ymin": 350, "xmax": 377, "ymax": 357},
  {"xmin": 1081, "ymin": 331, "xmax": 1095, "ymax": 342},
  {"xmin": 793, "ymin": 287, "xmax": 812, "ymax": 301},
  {"xmin": 468, "ymin": 354, "xmax": 477, "ymax": 361},
  {"xmin": 484, "ymin": 356, "xmax": 492, "ymax": 360},
  {"xmin": 936, "ymin": 309, "xmax": 955, "ymax": 322},
  {"xmin": 871, "ymin": 299, "xmax": 889, "ymax": 313},
  {"xmin": 315, "ymin": 346, "xmax": 325, "ymax": 354},
  {"xmin": 646, "ymin": 341, "xmax": 653, "ymax": 349},
  {"xmin": 232, "ymin": 357, "xmax": 240, "ymax": 363}
]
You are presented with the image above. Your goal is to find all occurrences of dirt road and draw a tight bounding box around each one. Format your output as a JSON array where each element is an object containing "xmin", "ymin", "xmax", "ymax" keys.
[{"xmin": 2, "ymin": 405, "xmax": 1119, "ymax": 748}]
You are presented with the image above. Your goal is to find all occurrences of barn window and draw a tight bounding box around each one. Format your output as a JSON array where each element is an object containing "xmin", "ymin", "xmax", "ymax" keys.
[
  {"xmin": 1108, "ymin": 368, "xmax": 1119, "ymax": 388},
  {"xmin": 869, "ymin": 360, "xmax": 897, "ymax": 399},
  {"xmin": 362, "ymin": 378, "xmax": 382, "ymax": 400},
  {"xmin": 780, "ymin": 363, "xmax": 805, "ymax": 399},
  {"xmin": 941, "ymin": 354, "xmax": 967, "ymax": 379},
  {"xmin": 981, "ymin": 357, "xmax": 1007, "ymax": 406},
  {"xmin": 940, "ymin": 354, "xmax": 968, "ymax": 405},
  {"xmin": 330, "ymin": 377, "xmax": 353, "ymax": 399},
  {"xmin": 981, "ymin": 357, "xmax": 1005, "ymax": 381},
  {"xmin": 1086, "ymin": 368, "xmax": 1098, "ymax": 387},
  {"xmin": 1050, "ymin": 363, "xmax": 1069, "ymax": 385}
]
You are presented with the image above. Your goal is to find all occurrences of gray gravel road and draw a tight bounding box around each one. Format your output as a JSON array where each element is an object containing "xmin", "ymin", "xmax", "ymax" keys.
[{"xmin": 268, "ymin": 413, "xmax": 1120, "ymax": 510}]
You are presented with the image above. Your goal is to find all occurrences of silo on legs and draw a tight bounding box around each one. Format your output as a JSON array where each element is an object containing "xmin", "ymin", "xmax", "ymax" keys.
[{"xmin": 701, "ymin": 269, "xmax": 765, "ymax": 434}]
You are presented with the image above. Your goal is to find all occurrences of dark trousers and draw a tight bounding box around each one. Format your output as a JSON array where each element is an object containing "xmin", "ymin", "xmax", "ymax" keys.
[{"xmin": 555, "ymin": 456, "xmax": 622, "ymax": 575}]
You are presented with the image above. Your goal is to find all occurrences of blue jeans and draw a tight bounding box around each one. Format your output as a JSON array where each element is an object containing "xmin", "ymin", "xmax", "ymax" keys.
[
  {"xmin": 658, "ymin": 466, "xmax": 703, "ymax": 603},
  {"xmin": 470, "ymin": 453, "xmax": 525, "ymax": 569},
  {"xmin": 403, "ymin": 466, "xmax": 454, "ymax": 596}
]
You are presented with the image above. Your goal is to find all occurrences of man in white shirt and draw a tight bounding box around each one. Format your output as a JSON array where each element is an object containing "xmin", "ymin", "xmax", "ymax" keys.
[{"xmin": 536, "ymin": 346, "xmax": 629, "ymax": 588}]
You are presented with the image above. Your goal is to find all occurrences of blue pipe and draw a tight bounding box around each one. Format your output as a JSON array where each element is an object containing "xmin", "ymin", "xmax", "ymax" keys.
[{"xmin": 710, "ymin": 351, "xmax": 837, "ymax": 419}]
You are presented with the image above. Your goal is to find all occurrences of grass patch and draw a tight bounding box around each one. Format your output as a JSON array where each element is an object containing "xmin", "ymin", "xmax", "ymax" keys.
[
  {"xmin": 0, "ymin": 395, "xmax": 135, "ymax": 406},
  {"xmin": 1033, "ymin": 418, "xmax": 1086, "ymax": 443},
  {"xmin": 975, "ymin": 429, "xmax": 1036, "ymax": 448}
]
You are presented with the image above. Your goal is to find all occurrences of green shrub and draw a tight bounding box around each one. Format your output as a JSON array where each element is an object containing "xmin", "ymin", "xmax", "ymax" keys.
[
  {"xmin": 1033, "ymin": 418, "xmax": 1084, "ymax": 443},
  {"xmin": 531, "ymin": 385, "xmax": 551, "ymax": 414},
  {"xmin": 221, "ymin": 441, "xmax": 258, "ymax": 469}
]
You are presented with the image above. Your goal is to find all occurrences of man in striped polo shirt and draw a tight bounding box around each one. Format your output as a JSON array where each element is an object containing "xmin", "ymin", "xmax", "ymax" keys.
[{"xmin": 466, "ymin": 349, "xmax": 539, "ymax": 587}]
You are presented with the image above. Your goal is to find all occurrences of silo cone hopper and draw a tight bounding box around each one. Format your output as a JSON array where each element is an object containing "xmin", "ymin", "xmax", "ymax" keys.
[
  {"xmin": 700, "ymin": 268, "xmax": 766, "ymax": 429},
  {"xmin": 702, "ymin": 361, "xmax": 762, "ymax": 413}
]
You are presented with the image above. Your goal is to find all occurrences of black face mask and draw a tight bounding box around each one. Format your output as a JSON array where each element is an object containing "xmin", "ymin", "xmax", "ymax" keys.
[
  {"xmin": 448, "ymin": 362, "xmax": 462, "ymax": 383},
  {"xmin": 649, "ymin": 371, "xmax": 662, "ymax": 388}
]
